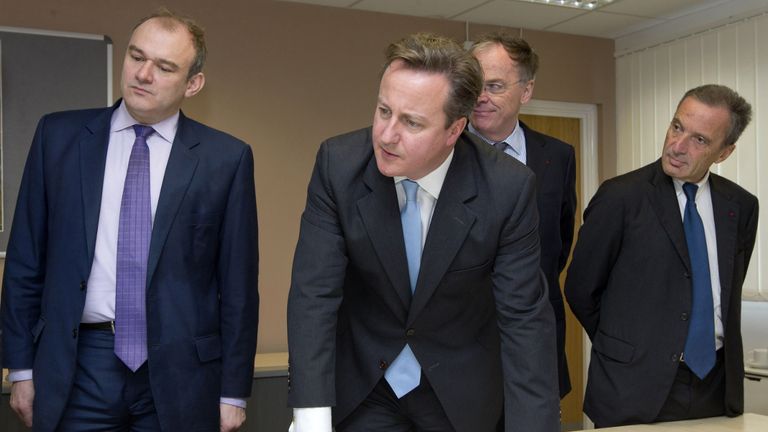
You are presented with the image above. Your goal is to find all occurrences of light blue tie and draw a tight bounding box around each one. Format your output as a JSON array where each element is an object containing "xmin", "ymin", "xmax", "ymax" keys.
[
  {"xmin": 385, "ymin": 179, "xmax": 422, "ymax": 398},
  {"xmin": 682, "ymin": 183, "xmax": 716, "ymax": 379}
]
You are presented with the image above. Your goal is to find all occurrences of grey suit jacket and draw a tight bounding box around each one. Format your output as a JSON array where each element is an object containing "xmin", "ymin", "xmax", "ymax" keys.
[
  {"xmin": 565, "ymin": 160, "xmax": 758, "ymax": 426},
  {"xmin": 287, "ymin": 128, "xmax": 559, "ymax": 432}
]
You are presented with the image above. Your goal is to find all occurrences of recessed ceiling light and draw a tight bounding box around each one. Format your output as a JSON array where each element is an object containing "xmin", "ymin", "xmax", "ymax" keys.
[{"xmin": 524, "ymin": 0, "xmax": 613, "ymax": 10}]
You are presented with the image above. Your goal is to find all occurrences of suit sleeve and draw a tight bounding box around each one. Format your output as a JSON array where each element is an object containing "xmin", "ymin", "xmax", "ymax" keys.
[
  {"xmin": 564, "ymin": 182, "xmax": 625, "ymax": 339},
  {"xmin": 558, "ymin": 145, "xmax": 577, "ymax": 273},
  {"xmin": 1, "ymin": 116, "xmax": 49, "ymax": 369},
  {"xmin": 493, "ymin": 171, "xmax": 559, "ymax": 432},
  {"xmin": 216, "ymin": 144, "xmax": 259, "ymax": 398},
  {"xmin": 287, "ymin": 142, "xmax": 346, "ymax": 407}
]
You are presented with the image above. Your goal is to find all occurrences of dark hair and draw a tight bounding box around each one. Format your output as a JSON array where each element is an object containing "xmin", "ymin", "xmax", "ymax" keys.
[
  {"xmin": 471, "ymin": 32, "xmax": 539, "ymax": 82},
  {"xmin": 680, "ymin": 84, "xmax": 752, "ymax": 147},
  {"xmin": 383, "ymin": 33, "xmax": 483, "ymax": 127},
  {"xmin": 135, "ymin": 8, "xmax": 207, "ymax": 79}
]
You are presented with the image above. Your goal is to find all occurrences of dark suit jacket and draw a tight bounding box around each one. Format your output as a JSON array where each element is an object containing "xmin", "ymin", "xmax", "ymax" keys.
[
  {"xmin": 0, "ymin": 102, "xmax": 259, "ymax": 431},
  {"xmin": 521, "ymin": 121, "xmax": 576, "ymax": 397},
  {"xmin": 565, "ymin": 160, "xmax": 758, "ymax": 427},
  {"xmin": 287, "ymin": 128, "xmax": 560, "ymax": 432}
]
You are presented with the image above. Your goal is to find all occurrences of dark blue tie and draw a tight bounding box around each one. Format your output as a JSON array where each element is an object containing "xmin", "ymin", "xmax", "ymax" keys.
[
  {"xmin": 385, "ymin": 179, "xmax": 422, "ymax": 397},
  {"xmin": 682, "ymin": 182, "xmax": 716, "ymax": 379},
  {"xmin": 115, "ymin": 125, "xmax": 154, "ymax": 371}
]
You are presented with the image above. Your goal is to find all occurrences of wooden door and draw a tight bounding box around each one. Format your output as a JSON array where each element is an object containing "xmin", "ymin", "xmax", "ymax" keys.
[{"xmin": 519, "ymin": 113, "xmax": 584, "ymax": 430}]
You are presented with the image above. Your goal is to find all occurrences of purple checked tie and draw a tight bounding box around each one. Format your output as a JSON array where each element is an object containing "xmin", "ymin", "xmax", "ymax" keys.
[{"xmin": 115, "ymin": 125, "xmax": 153, "ymax": 371}]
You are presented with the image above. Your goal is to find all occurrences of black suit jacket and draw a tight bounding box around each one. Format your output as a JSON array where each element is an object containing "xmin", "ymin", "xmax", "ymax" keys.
[
  {"xmin": 521, "ymin": 121, "xmax": 576, "ymax": 397},
  {"xmin": 565, "ymin": 161, "xmax": 758, "ymax": 426},
  {"xmin": 287, "ymin": 128, "xmax": 560, "ymax": 432},
  {"xmin": 1, "ymin": 103, "xmax": 259, "ymax": 431}
]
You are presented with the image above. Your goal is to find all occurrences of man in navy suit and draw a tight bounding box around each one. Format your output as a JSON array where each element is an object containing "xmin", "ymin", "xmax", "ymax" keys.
[
  {"xmin": 1, "ymin": 9, "xmax": 258, "ymax": 431},
  {"xmin": 469, "ymin": 32, "xmax": 577, "ymax": 400},
  {"xmin": 566, "ymin": 85, "xmax": 756, "ymax": 426}
]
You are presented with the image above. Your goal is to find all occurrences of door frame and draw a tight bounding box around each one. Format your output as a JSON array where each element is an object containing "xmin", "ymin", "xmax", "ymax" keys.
[{"xmin": 520, "ymin": 99, "xmax": 598, "ymax": 429}]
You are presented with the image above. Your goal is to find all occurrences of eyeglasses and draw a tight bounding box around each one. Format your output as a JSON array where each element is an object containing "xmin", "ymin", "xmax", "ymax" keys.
[{"xmin": 482, "ymin": 79, "xmax": 529, "ymax": 95}]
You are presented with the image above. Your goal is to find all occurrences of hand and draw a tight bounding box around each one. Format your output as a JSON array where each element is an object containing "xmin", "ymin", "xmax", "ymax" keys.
[
  {"xmin": 220, "ymin": 403, "xmax": 246, "ymax": 432},
  {"xmin": 10, "ymin": 379, "xmax": 34, "ymax": 427}
]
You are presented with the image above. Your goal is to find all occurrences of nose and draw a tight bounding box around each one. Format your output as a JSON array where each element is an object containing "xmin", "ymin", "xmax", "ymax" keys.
[
  {"xmin": 135, "ymin": 61, "xmax": 154, "ymax": 83},
  {"xmin": 378, "ymin": 118, "xmax": 399, "ymax": 145},
  {"xmin": 667, "ymin": 135, "xmax": 688, "ymax": 154}
]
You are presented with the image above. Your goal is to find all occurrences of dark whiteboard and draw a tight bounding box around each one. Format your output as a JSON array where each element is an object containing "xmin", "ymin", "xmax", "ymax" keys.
[{"xmin": 0, "ymin": 27, "xmax": 112, "ymax": 253}]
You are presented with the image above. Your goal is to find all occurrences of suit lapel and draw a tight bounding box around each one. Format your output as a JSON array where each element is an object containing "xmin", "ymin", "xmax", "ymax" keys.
[
  {"xmin": 80, "ymin": 105, "xmax": 118, "ymax": 264},
  {"xmin": 710, "ymin": 175, "xmax": 738, "ymax": 325},
  {"xmin": 647, "ymin": 162, "xmax": 691, "ymax": 272},
  {"xmin": 146, "ymin": 112, "xmax": 200, "ymax": 286},
  {"xmin": 521, "ymin": 122, "xmax": 549, "ymax": 178},
  {"xmin": 408, "ymin": 137, "xmax": 477, "ymax": 324},
  {"xmin": 357, "ymin": 155, "xmax": 412, "ymax": 315}
]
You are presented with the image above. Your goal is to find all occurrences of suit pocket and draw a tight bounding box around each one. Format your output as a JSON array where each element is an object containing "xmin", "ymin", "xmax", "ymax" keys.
[
  {"xmin": 194, "ymin": 334, "xmax": 222, "ymax": 363},
  {"xmin": 31, "ymin": 317, "xmax": 46, "ymax": 343},
  {"xmin": 593, "ymin": 330, "xmax": 635, "ymax": 364}
]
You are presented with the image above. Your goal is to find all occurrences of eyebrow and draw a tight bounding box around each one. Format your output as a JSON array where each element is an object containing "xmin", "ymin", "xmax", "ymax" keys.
[{"xmin": 128, "ymin": 45, "xmax": 181, "ymax": 71}]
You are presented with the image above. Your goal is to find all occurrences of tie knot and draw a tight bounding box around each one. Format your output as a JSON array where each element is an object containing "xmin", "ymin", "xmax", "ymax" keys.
[
  {"xmin": 494, "ymin": 141, "xmax": 508, "ymax": 152},
  {"xmin": 133, "ymin": 124, "xmax": 155, "ymax": 140},
  {"xmin": 683, "ymin": 182, "xmax": 698, "ymax": 203},
  {"xmin": 402, "ymin": 180, "xmax": 419, "ymax": 203}
]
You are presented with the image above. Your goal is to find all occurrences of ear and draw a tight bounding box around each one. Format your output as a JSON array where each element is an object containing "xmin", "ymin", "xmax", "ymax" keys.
[
  {"xmin": 185, "ymin": 72, "xmax": 206, "ymax": 98},
  {"xmin": 715, "ymin": 144, "xmax": 736, "ymax": 164},
  {"xmin": 446, "ymin": 117, "xmax": 467, "ymax": 147},
  {"xmin": 520, "ymin": 79, "xmax": 535, "ymax": 105}
]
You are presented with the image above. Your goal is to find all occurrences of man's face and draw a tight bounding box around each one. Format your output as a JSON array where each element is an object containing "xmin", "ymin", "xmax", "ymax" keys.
[
  {"xmin": 470, "ymin": 43, "xmax": 533, "ymax": 142},
  {"xmin": 121, "ymin": 18, "xmax": 204, "ymax": 124},
  {"xmin": 661, "ymin": 96, "xmax": 735, "ymax": 183},
  {"xmin": 372, "ymin": 60, "xmax": 465, "ymax": 180}
]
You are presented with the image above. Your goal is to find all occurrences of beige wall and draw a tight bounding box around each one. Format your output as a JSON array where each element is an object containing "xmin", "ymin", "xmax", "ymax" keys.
[{"xmin": 0, "ymin": 0, "xmax": 615, "ymax": 352}]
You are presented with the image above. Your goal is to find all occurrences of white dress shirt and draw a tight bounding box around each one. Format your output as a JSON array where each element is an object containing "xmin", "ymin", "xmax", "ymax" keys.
[
  {"xmin": 290, "ymin": 151, "xmax": 454, "ymax": 432},
  {"xmin": 673, "ymin": 173, "xmax": 724, "ymax": 350}
]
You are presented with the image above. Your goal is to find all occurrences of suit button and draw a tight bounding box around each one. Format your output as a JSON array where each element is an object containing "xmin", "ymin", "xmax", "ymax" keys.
[
  {"xmin": 406, "ymin": 329, "xmax": 415, "ymax": 337},
  {"xmin": 683, "ymin": 271, "xmax": 690, "ymax": 279},
  {"xmin": 671, "ymin": 353, "xmax": 680, "ymax": 362},
  {"xmin": 80, "ymin": 281, "xmax": 87, "ymax": 291},
  {"xmin": 379, "ymin": 360, "xmax": 388, "ymax": 370},
  {"xmin": 681, "ymin": 312, "xmax": 689, "ymax": 321},
  {"xmin": 72, "ymin": 328, "xmax": 78, "ymax": 338}
]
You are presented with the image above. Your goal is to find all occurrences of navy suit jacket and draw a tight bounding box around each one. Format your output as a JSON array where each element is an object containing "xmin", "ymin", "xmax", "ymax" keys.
[
  {"xmin": 565, "ymin": 161, "xmax": 758, "ymax": 426},
  {"xmin": 287, "ymin": 128, "xmax": 559, "ymax": 432},
  {"xmin": 521, "ymin": 121, "xmax": 576, "ymax": 397},
  {"xmin": 1, "ymin": 102, "xmax": 259, "ymax": 431}
]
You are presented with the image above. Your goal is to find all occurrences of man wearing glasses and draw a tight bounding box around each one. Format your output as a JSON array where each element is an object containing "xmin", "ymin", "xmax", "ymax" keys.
[{"xmin": 469, "ymin": 33, "xmax": 577, "ymax": 402}]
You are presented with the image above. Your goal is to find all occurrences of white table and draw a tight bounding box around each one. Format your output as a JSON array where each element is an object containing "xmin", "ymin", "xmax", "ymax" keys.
[{"xmin": 584, "ymin": 413, "xmax": 768, "ymax": 431}]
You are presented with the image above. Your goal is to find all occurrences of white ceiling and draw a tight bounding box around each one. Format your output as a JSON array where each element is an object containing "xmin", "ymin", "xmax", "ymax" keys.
[{"xmin": 275, "ymin": 0, "xmax": 768, "ymax": 53}]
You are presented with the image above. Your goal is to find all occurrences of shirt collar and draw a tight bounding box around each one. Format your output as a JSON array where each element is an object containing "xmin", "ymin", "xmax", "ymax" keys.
[
  {"xmin": 394, "ymin": 149, "xmax": 454, "ymax": 200},
  {"xmin": 672, "ymin": 171, "xmax": 711, "ymax": 198},
  {"xmin": 111, "ymin": 100, "xmax": 179, "ymax": 144},
  {"xmin": 467, "ymin": 121, "xmax": 525, "ymax": 156}
]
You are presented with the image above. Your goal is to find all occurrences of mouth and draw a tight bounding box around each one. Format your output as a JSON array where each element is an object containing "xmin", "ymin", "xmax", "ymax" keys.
[
  {"xmin": 665, "ymin": 154, "xmax": 686, "ymax": 168},
  {"xmin": 377, "ymin": 145, "xmax": 399, "ymax": 160},
  {"xmin": 129, "ymin": 85, "xmax": 152, "ymax": 96}
]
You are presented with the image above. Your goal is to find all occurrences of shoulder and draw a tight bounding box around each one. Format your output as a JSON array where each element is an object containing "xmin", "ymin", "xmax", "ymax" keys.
[
  {"xmin": 180, "ymin": 115, "xmax": 250, "ymax": 153},
  {"xmin": 458, "ymin": 131, "xmax": 535, "ymax": 189},
  {"xmin": 592, "ymin": 161, "xmax": 659, "ymax": 204},
  {"xmin": 710, "ymin": 173, "xmax": 758, "ymax": 206},
  {"xmin": 521, "ymin": 122, "xmax": 574, "ymax": 156},
  {"xmin": 40, "ymin": 106, "xmax": 110, "ymax": 129}
]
